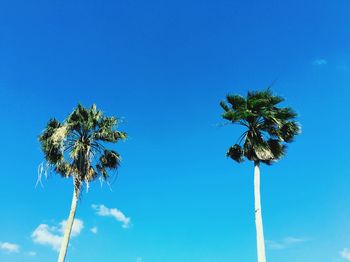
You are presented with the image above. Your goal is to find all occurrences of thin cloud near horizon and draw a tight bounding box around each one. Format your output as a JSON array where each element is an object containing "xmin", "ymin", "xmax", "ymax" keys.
[{"xmin": 266, "ymin": 237, "xmax": 308, "ymax": 250}]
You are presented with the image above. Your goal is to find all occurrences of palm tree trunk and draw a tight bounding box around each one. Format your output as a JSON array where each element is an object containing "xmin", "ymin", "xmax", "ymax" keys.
[
  {"xmin": 254, "ymin": 161, "xmax": 266, "ymax": 262},
  {"xmin": 57, "ymin": 187, "xmax": 79, "ymax": 262}
]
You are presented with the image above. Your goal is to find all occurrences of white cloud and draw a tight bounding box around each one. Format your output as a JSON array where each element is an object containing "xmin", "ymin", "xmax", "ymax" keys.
[
  {"xmin": 31, "ymin": 219, "xmax": 83, "ymax": 252},
  {"xmin": 92, "ymin": 204, "xmax": 131, "ymax": 228},
  {"xmin": 266, "ymin": 237, "xmax": 307, "ymax": 250},
  {"xmin": 59, "ymin": 219, "xmax": 84, "ymax": 237},
  {"xmin": 0, "ymin": 242, "xmax": 20, "ymax": 253},
  {"xmin": 341, "ymin": 248, "xmax": 350, "ymax": 260},
  {"xmin": 90, "ymin": 227, "xmax": 98, "ymax": 234},
  {"xmin": 26, "ymin": 251, "xmax": 37, "ymax": 256},
  {"xmin": 313, "ymin": 59, "xmax": 328, "ymax": 66},
  {"xmin": 31, "ymin": 224, "xmax": 62, "ymax": 251}
]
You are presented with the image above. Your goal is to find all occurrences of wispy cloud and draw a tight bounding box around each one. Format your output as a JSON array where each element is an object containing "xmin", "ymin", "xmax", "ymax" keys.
[
  {"xmin": 31, "ymin": 219, "xmax": 84, "ymax": 251},
  {"xmin": 0, "ymin": 242, "xmax": 20, "ymax": 253},
  {"xmin": 136, "ymin": 257, "xmax": 142, "ymax": 262},
  {"xmin": 340, "ymin": 248, "xmax": 350, "ymax": 260},
  {"xmin": 266, "ymin": 237, "xmax": 307, "ymax": 250},
  {"xmin": 265, "ymin": 240, "xmax": 285, "ymax": 250},
  {"xmin": 92, "ymin": 204, "xmax": 131, "ymax": 228},
  {"xmin": 26, "ymin": 251, "xmax": 37, "ymax": 256},
  {"xmin": 90, "ymin": 227, "xmax": 98, "ymax": 234},
  {"xmin": 337, "ymin": 65, "xmax": 349, "ymax": 71},
  {"xmin": 313, "ymin": 58, "xmax": 328, "ymax": 66}
]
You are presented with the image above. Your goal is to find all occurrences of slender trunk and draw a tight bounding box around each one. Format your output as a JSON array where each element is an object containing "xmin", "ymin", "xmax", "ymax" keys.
[
  {"xmin": 254, "ymin": 161, "xmax": 266, "ymax": 262},
  {"xmin": 57, "ymin": 187, "xmax": 79, "ymax": 262}
]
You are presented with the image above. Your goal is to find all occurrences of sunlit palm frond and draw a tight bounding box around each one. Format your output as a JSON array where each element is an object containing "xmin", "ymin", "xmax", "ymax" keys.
[
  {"xmin": 38, "ymin": 104, "xmax": 127, "ymax": 189},
  {"xmin": 221, "ymin": 89, "xmax": 299, "ymax": 165}
]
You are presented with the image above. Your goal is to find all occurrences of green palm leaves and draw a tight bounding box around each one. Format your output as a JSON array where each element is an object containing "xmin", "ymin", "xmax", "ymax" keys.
[
  {"xmin": 220, "ymin": 89, "xmax": 300, "ymax": 165},
  {"xmin": 38, "ymin": 104, "xmax": 126, "ymax": 190}
]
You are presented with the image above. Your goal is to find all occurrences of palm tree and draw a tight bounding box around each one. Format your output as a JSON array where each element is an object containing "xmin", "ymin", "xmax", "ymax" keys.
[
  {"xmin": 220, "ymin": 89, "xmax": 299, "ymax": 262},
  {"xmin": 38, "ymin": 104, "xmax": 127, "ymax": 262}
]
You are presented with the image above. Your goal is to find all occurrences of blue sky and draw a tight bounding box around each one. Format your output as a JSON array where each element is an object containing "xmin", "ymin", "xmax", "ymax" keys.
[{"xmin": 0, "ymin": 0, "xmax": 349, "ymax": 261}]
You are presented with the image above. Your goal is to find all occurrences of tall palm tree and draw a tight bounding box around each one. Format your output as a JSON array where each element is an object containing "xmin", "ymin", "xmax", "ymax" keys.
[
  {"xmin": 38, "ymin": 104, "xmax": 127, "ymax": 262},
  {"xmin": 220, "ymin": 89, "xmax": 299, "ymax": 262}
]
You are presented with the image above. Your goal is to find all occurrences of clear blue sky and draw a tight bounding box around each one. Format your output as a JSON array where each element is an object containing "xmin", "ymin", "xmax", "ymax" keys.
[{"xmin": 0, "ymin": 0, "xmax": 349, "ymax": 261}]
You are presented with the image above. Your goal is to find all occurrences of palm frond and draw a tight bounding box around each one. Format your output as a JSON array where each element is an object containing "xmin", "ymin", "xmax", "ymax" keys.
[
  {"xmin": 38, "ymin": 104, "xmax": 126, "ymax": 190},
  {"xmin": 253, "ymin": 140, "xmax": 274, "ymax": 161},
  {"xmin": 226, "ymin": 95, "xmax": 246, "ymax": 110},
  {"xmin": 227, "ymin": 144, "xmax": 244, "ymax": 163},
  {"xmin": 275, "ymin": 107, "xmax": 297, "ymax": 121},
  {"xmin": 280, "ymin": 121, "xmax": 300, "ymax": 142},
  {"xmin": 267, "ymin": 139, "xmax": 286, "ymax": 159},
  {"xmin": 220, "ymin": 101, "xmax": 230, "ymax": 112},
  {"xmin": 221, "ymin": 88, "xmax": 300, "ymax": 165}
]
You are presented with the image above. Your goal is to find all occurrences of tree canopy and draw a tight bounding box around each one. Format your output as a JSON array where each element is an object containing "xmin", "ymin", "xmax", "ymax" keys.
[
  {"xmin": 220, "ymin": 89, "xmax": 300, "ymax": 165},
  {"xmin": 39, "ymin": 104, "xmax": 127, "ymax": 191}
]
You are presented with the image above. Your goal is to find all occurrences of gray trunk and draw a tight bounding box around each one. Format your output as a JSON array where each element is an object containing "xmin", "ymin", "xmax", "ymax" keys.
[
  {"xmin": 57, "ymin": 187, "xmax": 79, "ymax": 262},
  {"xmin": 254, "ymin": 161, "xmax": 266, "ymax": 262}
]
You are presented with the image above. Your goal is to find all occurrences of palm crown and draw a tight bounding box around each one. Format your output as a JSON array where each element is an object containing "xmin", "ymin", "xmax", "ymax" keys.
[
  {"xmin": 39, "ymin": 104, "xmax": 127, "ymax": 192},
  {"xmin": 220, "ymin": 89, "xmax": 300, "ymax": 165}
]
